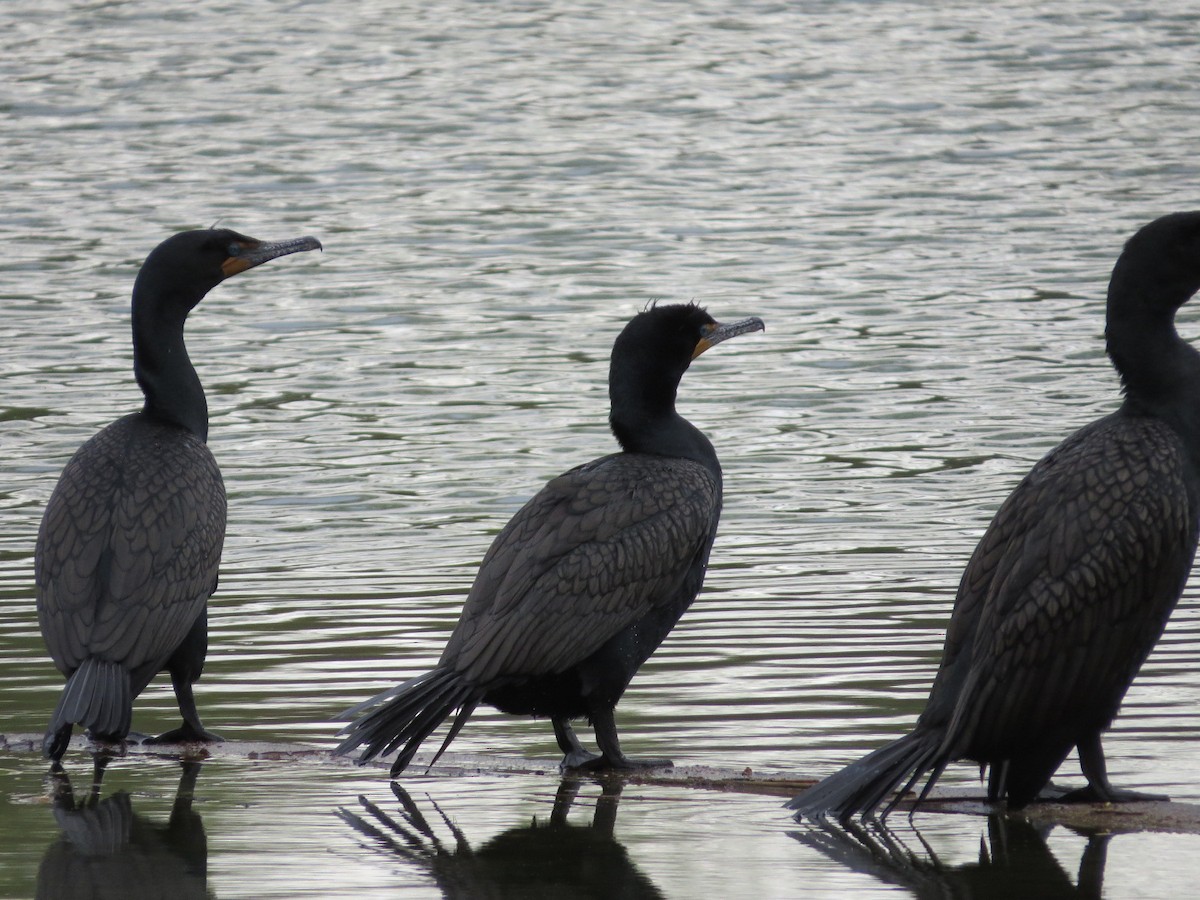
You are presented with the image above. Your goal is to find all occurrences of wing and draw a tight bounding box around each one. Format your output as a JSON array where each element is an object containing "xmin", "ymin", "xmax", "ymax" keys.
[
  {"xmin": 442, "ymin": 453, "xmax": 720, "ymax": 684},
  {"xmin": 926, "ymin": 413, "xmax": 1195, "ymax": 751},
  {"xmin": 35, "ymin": 415, "xmax": 227, "ymax": 676}
]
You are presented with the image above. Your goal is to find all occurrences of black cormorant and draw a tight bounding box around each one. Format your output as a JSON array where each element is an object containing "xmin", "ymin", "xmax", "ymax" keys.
[
  {"xmin": 37, "ymin": 228, "xmax": 321, "ymax": 760},
  {"xmin": 337, "ymin": 302, "xmax": 764, "ymax": 776},
  {"xmin": 790, "ymin": 211, "xmax": 1200, "ymax": 822}
]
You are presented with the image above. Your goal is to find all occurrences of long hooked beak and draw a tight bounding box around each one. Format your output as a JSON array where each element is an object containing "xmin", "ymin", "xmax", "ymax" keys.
[
  {"xmin": 222, "ymin": 235, "xmax": 323, "ymax": 277},
  {"xmin": 693, "ymin": 316, "xmax": 766, "ymax": 359}
]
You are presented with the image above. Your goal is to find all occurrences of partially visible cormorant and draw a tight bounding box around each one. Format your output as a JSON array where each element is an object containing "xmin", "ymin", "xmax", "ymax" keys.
[
  {"xmin": 37, "ymin": 229, "xmax": 321, "ymax": 760},
  {"xmin": 337, "ymin": 303, "xmax": 764, "ymax": 776},
  {"xmin": 790, "ymin": 212, "xmax": 1200, "ymax": 822}
]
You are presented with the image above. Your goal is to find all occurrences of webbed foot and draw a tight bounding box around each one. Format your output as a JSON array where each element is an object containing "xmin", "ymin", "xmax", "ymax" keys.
[
  {"xmin": 576, "ymin": 753, "xmax": 673, "ymax": 771},
  {"xmin": 146, "ymin": 722, "xmax": 223, "ymax": 745},
  {"xmin": 560, "ymin": 747, "xmax": 602, "ymax": 768},
  {"xmin": 1057, "ymin": 783, "xmax": 1168, "ymax": 804}
]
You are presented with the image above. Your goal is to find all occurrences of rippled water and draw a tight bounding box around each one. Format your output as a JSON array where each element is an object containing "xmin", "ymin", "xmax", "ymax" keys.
[{"xmin": 3, "ymin": 1, "xmax": 1200, "ymax": 896}]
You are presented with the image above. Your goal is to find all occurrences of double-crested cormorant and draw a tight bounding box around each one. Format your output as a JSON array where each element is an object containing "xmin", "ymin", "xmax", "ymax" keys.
[
  {"xmin": 337, "ymin": 303, "xmax": 764, "ymax": 776},
  {"xmin": 37, "ymin": 228, "xmax": 321, "ymax": 761},
  {"xmin": 790, "ymin": 211, "xmax": 1200, "ymax": 822}
]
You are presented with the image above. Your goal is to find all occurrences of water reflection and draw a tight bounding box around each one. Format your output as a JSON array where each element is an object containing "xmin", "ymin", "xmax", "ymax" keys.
[
  {"xmin": 792, "ymin": 815, "xmax": 1106, "ymax": 899},
  {"xmin": 339, "ymin": 777, "xmax": 662, "ymax": 899},
  {"xmin": 37, "ymin": 758, "xmax": 209, "ymax": 900}
]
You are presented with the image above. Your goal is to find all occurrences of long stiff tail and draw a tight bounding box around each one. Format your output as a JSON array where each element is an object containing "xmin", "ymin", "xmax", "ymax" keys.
[
  {"xmin": 44, "ymin": 658, "xmax": 133, "ymax": 760},
  {"xmin": 335, "ymin": 668, "xmax": 477, "ymax": 777},
  {"xmin": 787, "ymin": 729, "xmax": 945, "ymax": 824}
]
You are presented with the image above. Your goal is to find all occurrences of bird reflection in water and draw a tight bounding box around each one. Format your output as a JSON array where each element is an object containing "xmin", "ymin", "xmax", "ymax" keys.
[
  {"xmin": 37, "ymin": 757, "xmax": 209, "ymax": 900},
  {"xmin": 792, "ymin": 815, "xmax": 1108, "ymax": 899},
  {"xmin": 339, "ymin": 777, "xmax": 663, "ymax": 899}
]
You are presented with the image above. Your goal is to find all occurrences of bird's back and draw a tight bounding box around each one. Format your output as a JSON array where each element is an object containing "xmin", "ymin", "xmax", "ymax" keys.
[
  {"xmin": 36, "ymin": 413, "xmax": 226, "ymax": 688},
  {"xmin": 442, "ymin": 451, "xmax": 721, "ymax": 687},
  {"xmin": 923, "ymin": 412, "xmax": 1196, "ymax": 764}
]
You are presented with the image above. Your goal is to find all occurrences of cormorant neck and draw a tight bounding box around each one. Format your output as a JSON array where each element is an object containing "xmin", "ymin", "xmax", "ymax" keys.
[
  {"xmin": 1107, "ymin": 288, "xmax": 1200, "ymax": 449},
  {"xmin": 131, "ymin": 284, "xmax": 209, "ymax": 441},
  {"xmin": 608, "ymin": 369, "xmax": 721, "ymax": 480}
]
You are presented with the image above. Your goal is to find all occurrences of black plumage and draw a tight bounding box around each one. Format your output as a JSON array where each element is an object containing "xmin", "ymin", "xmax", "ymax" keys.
[
  {"xmin": 337, "ymin": 303, "xmax": 764, "ymax": 776},
  {"xmin": 37, "ymin": 228, "xmax": 321, "ymax": 760},
  {"xmin": 790, "ymin": 211, "xmax": 1200, "ymax": 822}
]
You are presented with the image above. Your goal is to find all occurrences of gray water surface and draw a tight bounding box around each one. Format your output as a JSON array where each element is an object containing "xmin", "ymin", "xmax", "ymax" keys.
[{"xmin": 3, "ymin": 1, "xmax": 1200, "ymax": 896}]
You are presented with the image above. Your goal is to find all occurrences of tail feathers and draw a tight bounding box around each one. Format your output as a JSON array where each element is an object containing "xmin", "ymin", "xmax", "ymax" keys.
[
  {"xmin": 787, "ymin": 729, "xmax": 944, "ymax": 824},
  {"xmin": 426, "ymin": 700, "xmax": 479, "ymax": 770},
  {"xmin": 44, "ymin": 658, "xmax": 133, "ymax": 760},
  {"xmin": 335, "ymin": 668, "xmax": 477, "ymax": 777}
]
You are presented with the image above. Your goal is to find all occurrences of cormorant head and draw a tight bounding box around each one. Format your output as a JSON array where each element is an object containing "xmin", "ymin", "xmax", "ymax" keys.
[
  {"xmin": 608, "ymin": 302, "xmax": 764, "ymax": 451},
  {"xmin": 1109, "ymin": 211, "xmax": 1200, "ymax": 319},
  {"xmin": 129, "ymin": 228, "xmax": 321, "ymax": 438},
  {"xmin": 134, "ymin": 228, "xmax": 322, "ymax": 312},
  {"xmin": 610, "ymin": 302, "xmax": 765, "ymax": 391}
]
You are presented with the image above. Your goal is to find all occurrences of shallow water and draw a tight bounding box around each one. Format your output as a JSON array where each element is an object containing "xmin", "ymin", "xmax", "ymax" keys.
[{"xmin": 3, "ymin": 0, "xmax": 1200, "ymax": 896}]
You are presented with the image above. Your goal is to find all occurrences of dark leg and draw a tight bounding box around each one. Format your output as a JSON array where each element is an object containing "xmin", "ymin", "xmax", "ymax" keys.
[
  {"xmin": 553, "ymin": 718, "xmax": 600, "ymax": 768},
  {"xmin": 1057, "ymin": 733, "xmax": 1167, "ymax": 803},
  {"xmin": 148, "ymin": 612, "xmax": 221, "ymax": 745},
  {"xmin": 576, "ymin": 706, "xmax": 672, "ymax": 770},
  {"xmin": 146, "ymin": 670, "xmax": 222, "ymax": 744}
]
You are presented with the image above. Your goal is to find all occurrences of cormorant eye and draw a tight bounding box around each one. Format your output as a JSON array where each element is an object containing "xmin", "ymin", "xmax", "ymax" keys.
[{"xmin": 227, "ymin": 242, "xmax": 242, "ymax": 257}]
